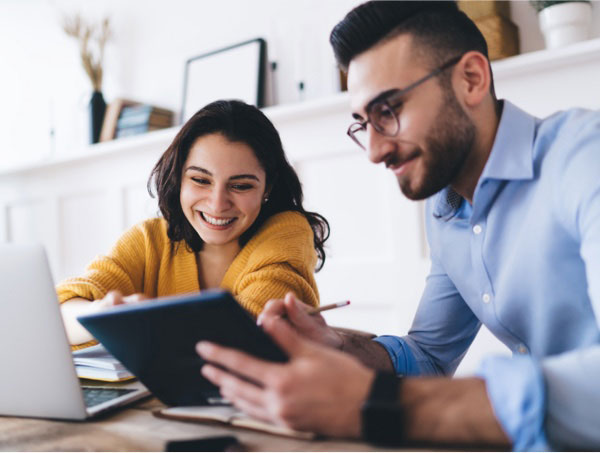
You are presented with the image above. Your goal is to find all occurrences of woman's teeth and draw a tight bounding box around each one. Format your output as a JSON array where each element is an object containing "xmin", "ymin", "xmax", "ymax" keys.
[{"xmin": 201, "ymin": 212, "xmax": 236, "ymax": 226}]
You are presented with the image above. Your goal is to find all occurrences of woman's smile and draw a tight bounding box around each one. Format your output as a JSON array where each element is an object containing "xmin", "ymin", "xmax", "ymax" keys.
[{"xmin": 198, "ymin": 211, "xmax": 238, "ymax": 229}]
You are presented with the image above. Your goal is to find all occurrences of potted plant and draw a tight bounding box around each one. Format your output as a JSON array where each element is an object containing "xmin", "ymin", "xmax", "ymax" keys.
[
  {"xmin": 530, "ymin": 1, "xmax": 593, "ymax": 49},
  {"xmin": 62, "ymin": 14, "xmax": 111, "ymax": 144}
]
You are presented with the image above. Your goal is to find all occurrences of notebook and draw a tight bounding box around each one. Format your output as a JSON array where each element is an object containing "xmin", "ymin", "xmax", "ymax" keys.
[
  {"xmin": 0, "ymin": 243, "xmax": 149, "ymax": 420},
  {"xmin": 72, "ymin": 344, "xmax": 134, "ymax": 382},
  {"xmin": 154, "ymin": 405, "xmax": 315, "ymax": 440}
]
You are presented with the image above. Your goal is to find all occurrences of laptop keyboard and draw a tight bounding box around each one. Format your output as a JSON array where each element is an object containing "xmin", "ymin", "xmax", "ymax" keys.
[{"xmin": 82, "ymin": 387, "xmax": 136, "ymax": 408}]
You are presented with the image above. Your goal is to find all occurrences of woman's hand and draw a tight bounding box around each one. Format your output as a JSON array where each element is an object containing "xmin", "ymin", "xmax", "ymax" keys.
[
  {"xmin": 61, "ymin": 290, "xmax": 149, "ymax": 345},
  {"xmin": 257, "ymin": 292, "xmax": 344, "ymax": 350},
  {"xmin": 89, "ymin": 290, "xmax": 149, "ymax": 313}
]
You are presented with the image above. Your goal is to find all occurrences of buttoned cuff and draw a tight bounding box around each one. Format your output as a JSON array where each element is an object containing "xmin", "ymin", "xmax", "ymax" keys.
[{"xmin": 476, "ymin": 355, "xmax": 549, "ymax": 451}]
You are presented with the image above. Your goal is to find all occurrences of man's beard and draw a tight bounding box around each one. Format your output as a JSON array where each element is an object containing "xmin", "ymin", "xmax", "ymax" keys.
[{"xmin": 398, "ymin": 89, "xmax": 476, "ymax": 200}]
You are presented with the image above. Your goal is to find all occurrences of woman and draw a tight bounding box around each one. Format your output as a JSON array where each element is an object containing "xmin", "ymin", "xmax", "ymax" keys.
[{"xmin": 59, "ymin": 100, "xmax": 329, "ymax": 348}]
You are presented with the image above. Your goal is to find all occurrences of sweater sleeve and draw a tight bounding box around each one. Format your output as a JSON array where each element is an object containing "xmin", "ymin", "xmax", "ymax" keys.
[
  {"xmin": 55, "ymin": 220, "xmax": 153, "ymax": 303},
  {"xmin": 223, "ymin": 211, "xmax": 320, "ymax": 317},
  {"xmin": 235, "ymin": 261, "xmax": 319, "ymax": 316}
]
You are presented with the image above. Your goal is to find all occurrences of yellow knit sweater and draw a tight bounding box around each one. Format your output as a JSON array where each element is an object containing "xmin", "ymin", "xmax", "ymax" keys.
[{"xmin": 56, "ymin": 211, "xmax": 320, "ymax": 318}]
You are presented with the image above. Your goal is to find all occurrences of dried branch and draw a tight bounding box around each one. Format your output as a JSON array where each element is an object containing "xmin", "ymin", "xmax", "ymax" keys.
[{"xmin": 61, "ymin": 13, "xmax": 111, "ymax": 91}]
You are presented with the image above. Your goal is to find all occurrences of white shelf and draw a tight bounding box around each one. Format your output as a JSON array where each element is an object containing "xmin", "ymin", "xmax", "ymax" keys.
[
  {"xmin": 0, "ymin": 93, "xmax": 351, "ymax": 178},
  {"xmin": 0, "ymin": 127, "xmax": 178, "ymax": 177},
  {"xmin": 3, "ymin": 37, "xmax": 599, "ymax": 177},
  {"xmin": 492, "ymin": 36, "xmax": 600, "ymax": 78},
  {"xmin": 263, "ymin": 93, "xmax": 349, "ymax": 123}
]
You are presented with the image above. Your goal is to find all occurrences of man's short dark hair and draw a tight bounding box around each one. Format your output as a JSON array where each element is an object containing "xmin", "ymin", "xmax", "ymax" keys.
[{"xmin": 330, "ymin": 1, "xmax": 490, "ymax": 72}]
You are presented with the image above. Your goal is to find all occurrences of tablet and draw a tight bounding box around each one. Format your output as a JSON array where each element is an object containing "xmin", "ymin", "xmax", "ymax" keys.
[{"xmin": 78, "ymin": 290, "xmax": 287, "ymax": 406}]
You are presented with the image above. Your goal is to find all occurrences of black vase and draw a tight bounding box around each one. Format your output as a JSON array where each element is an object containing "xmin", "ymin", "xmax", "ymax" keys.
[{"xmin": 89, "ymin": 90, "xmax": 107, "ymax": 144}]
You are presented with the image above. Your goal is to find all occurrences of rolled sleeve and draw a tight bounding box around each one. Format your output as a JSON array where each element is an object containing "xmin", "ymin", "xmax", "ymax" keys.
[
  {"xmin": 374, "ymin": 335, "xmax": 421, "ymax": 376},
  {"xmin": 477, "ymin": 355, "xmax": 548, "ymax": 451}
]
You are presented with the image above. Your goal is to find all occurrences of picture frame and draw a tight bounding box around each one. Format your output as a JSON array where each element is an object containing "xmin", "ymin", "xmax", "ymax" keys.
[{"xmin": 181, "ymin": 38, "xmax": 267, "ymax": 124}]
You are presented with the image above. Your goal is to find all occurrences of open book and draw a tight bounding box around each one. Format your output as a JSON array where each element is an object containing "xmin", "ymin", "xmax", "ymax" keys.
[
  {"xmin": 72, "ymin": 344, "xmax": 134, "ymax": 382},
  {"xmin": 154, "ymin": 406, "xmax": 315, "ymax": 440}
]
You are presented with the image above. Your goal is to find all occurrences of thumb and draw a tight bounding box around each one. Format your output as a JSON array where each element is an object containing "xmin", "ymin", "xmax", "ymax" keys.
[
  {"xmin": 285, "ymin": 292, "xmax": 319, "ymax": 329},
  {"xmin": 262, "ymin": 315, "xmax": 308, "ymax": 358}
]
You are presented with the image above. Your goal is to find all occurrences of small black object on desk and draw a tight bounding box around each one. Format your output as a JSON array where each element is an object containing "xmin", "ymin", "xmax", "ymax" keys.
[{"xmin": 165, "ymin": 435, "xmax": 243, "ymax": 452}]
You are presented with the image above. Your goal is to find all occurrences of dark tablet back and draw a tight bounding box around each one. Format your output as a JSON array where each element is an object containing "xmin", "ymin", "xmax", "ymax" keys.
[{"xmin": 78, "ymin": 290, "xmax": 287, "ymax": 406}]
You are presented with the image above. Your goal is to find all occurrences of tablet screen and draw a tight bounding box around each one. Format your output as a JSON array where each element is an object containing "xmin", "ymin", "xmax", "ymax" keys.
[{"xmin": 78, "ymin": 290, "xmax": 286, "ymax": 406}]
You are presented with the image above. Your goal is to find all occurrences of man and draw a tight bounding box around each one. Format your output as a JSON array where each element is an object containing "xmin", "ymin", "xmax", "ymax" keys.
[{"xmin": 197, "ymin": 2, "xmax": 600, "ymax": 450}]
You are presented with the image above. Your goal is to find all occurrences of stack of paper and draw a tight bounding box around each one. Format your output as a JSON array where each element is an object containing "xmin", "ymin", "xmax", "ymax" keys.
[{"xmin": 72, "ymin": 344, "xmax": 134, "ymax": 382}]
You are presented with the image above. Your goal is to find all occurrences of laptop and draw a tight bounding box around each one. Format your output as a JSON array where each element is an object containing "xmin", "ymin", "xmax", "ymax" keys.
[{"xmin": 0, "ymin": 243, "xmax": 149, "ymax": 420}]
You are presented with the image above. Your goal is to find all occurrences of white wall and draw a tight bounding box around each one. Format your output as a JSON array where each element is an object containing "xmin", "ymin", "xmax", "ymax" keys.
[
  {"xmin": 0, "ymin": 0, "xmax": 361, "ymax": 169},
  {"xmin": 3, "ymin": 0, "xmax": 600, "ymax": 171}
]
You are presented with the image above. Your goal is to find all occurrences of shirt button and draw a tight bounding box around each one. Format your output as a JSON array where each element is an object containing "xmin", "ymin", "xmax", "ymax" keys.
[
  {"xmin": 517, "ymin": 344, "xmax": 528, "ymax": 354},
  {"xmin": 473, "ymin": 224, "xmax": 482, "ymax": 235},
  {"xmin": 482, "ymin": 293, "xmax": 491, "ymax": 303}
]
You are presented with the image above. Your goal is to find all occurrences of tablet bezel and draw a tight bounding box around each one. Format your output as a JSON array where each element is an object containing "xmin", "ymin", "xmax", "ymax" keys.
[{"xmin": 78, "ymin": 290, "xmax": 286, "ymax": 406}]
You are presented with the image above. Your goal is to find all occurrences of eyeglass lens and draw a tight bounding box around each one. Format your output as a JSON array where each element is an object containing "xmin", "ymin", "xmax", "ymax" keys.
[
  {"xmin": 350, "ymin": 101, "xmax": 400, "ymax": 149},
  {"xmin": 371, "ymin": 102, "xmax": 399, "ymax": 135}
]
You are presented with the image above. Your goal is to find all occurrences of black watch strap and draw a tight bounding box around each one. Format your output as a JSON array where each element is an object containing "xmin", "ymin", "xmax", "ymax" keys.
[{"xmin": 361, "ymin": 371, "xmax": 405, "ymax": 446}]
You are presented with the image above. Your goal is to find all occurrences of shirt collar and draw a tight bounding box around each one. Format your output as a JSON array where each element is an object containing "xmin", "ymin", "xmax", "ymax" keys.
[
  {"xmin": 479, "ymin": 100, "xmax": 535, "ymax": 182},
  {"xmin": 432, "ymin": 100, "xmax": 536, "ymax": 220}
]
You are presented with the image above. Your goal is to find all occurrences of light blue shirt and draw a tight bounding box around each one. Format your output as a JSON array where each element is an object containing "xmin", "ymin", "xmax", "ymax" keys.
[{"xmin": 375, "ymin": 101, "xmax": 600, "ymax": 451}]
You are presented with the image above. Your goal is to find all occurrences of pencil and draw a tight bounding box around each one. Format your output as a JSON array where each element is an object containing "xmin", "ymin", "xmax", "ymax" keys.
[{"xmin": 307, "ymin": 300, "xmax": 350, "ymax": 315}]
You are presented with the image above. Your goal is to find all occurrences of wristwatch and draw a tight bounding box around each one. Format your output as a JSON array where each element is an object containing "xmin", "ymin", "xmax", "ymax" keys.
[{"xmin": 361, "ymin": 371, "xmax": 405, "ymax": 446}]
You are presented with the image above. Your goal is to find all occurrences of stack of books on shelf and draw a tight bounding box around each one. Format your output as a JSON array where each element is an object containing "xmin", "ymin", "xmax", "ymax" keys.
[
  {"xmin": 72, "ymin": 344, "xmax": 134, "ymax": 382},
  {"xmin": 115, "ymin": 104, "xmax": 174, "ymax": 138}
]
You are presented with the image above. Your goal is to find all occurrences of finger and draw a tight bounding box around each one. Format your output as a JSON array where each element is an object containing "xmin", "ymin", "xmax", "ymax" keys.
[
  {"xmin": 202, "ymin": 365, "xmax": 286, "ymax": 427},
  {"xmin": 285, "ymin": 292, "xmax": 310, "ymax": 312},
  {"xmin": 262, "ymin": 316, "xmax": 308, "ymax": 357},
  {"xmin": 223, "ymin": 393, "xmax": 273, "ymax": 424},
  {"xmin": 196, "ymin": 342, "xmax": 280, "ymax": 385},
  {"xmin": 285, "ymin": 293, "xmax": 324, "ymax": 330},
  {"xmin": 257, "ymin": 298, "xmax": 286, "ymax": 326},
  {"xmin": 103, "ymin": 290, "xmax": 123, "ymax": 306},
  {"xmin": 123, "ymin": 293, "xmax": 148, "ymax": 304},
  {"xmin": 201, "ymin": 364, "xmax": 265, "ymax": 408}
]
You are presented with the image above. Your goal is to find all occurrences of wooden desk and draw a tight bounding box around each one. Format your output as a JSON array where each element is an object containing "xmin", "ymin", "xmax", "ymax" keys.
[{"xmin": 0, "ymin": 397, "xmax": 399, "ymax": 452}]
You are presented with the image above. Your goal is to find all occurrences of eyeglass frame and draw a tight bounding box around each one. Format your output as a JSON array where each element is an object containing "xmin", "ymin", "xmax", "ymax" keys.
[{"xmin": 347, "ymin": 55, "xmax": 463, "ymax": 150}]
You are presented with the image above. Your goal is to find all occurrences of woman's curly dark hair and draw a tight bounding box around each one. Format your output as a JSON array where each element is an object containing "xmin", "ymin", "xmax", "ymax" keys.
[{"xmin": 148, "ymin": 99, "xmax": 330, "ymax": 271}]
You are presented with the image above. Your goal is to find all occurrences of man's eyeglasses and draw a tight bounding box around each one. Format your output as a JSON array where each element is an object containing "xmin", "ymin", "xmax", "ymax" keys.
[{"xmin": 347, "ymin": 55, "xmax": 463, "ymax": 150}]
